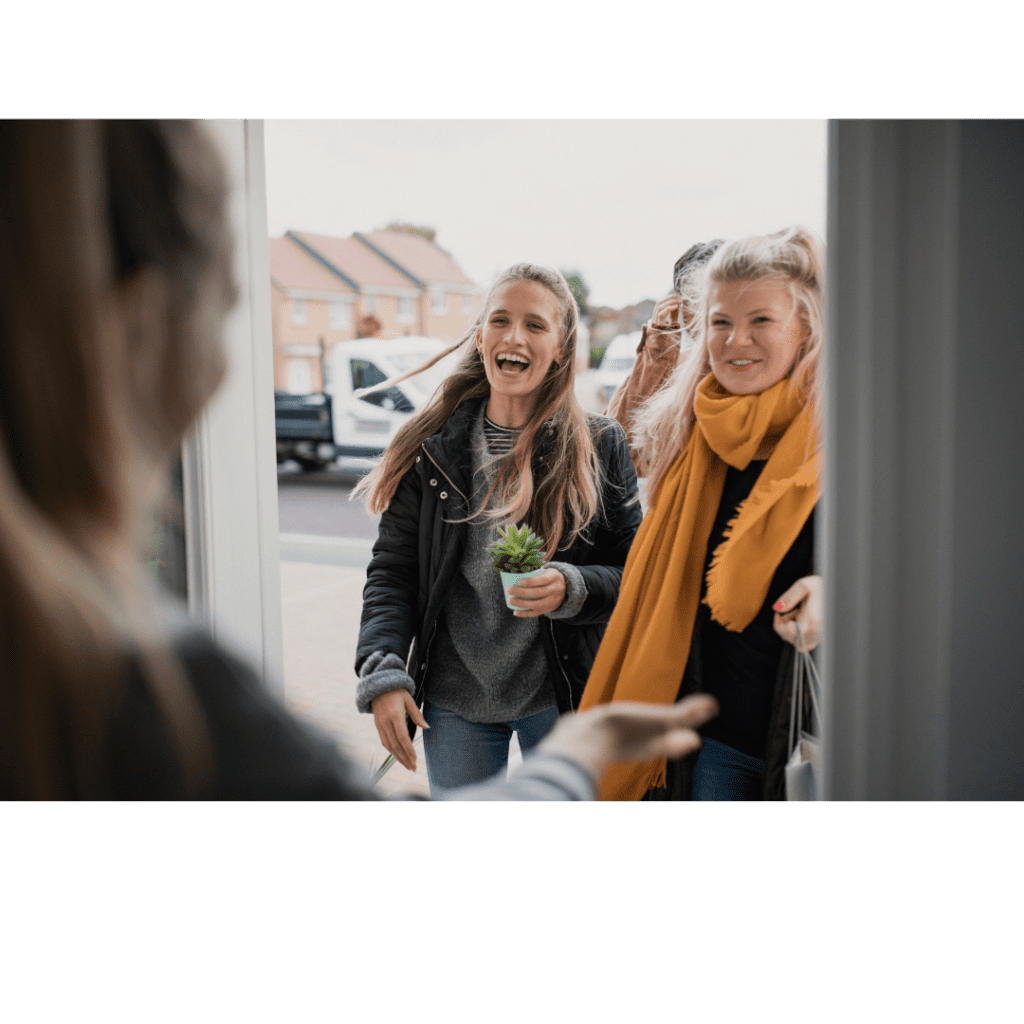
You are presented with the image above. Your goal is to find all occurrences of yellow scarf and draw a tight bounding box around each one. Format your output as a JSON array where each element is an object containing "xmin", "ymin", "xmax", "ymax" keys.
[{"xmin": 578, "ymin": 374, "xmax": 820, "ymax": 801}]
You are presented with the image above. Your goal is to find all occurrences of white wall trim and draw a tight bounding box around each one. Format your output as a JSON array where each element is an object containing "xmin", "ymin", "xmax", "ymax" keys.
[{"xmin": 361, "ymin": 285, "xmax": 421, "ymax": 298}]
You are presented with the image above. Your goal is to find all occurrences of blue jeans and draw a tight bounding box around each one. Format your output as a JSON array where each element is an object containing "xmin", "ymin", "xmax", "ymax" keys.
[
  {"xmin": 692, "ymin": 737, "xmax": 766, "ymax": 800},
  {"xmin": 422, "ymin": 701, "xmax": 561, "ymax": 795}
]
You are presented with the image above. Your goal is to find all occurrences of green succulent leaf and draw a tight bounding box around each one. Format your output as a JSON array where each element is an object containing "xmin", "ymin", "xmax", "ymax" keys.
[{"xmin": 488, "ymin": 523, "xmax": 546, "ymax": 574}]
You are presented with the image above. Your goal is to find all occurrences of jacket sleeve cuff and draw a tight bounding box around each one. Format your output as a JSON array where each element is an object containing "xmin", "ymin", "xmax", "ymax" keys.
[
  {"xmin": 355, "ymin": 651, "xmax": 415, "ymax": 714},
  {"xmin": 544, "ymin": 561, "xmax": 588, "ymax": 619}
]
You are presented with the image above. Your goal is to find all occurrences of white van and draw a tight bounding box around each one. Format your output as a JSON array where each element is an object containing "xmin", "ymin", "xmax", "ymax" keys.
[
  {"xmin": 595, "ymin": 331, "xmax": 641, "ymax": 407},
  {"xmin": 329, "ymin": 335, "xmax": 461, "ymax": 453},
  {"xmin": 275, "ymin": 336, "xmax": 461, "ymax": 470}
]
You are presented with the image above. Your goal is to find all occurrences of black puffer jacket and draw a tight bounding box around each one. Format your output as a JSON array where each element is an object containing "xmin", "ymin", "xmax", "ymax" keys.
[{"xmin": 355, "ymin": 396, "xmax": 642, "ymax": 719}]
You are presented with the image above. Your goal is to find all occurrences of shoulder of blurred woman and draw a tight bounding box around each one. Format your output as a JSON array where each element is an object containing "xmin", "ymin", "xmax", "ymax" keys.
[{"xmin": 107, "ymin": 624, "xmax": 379, "ymax": 801}]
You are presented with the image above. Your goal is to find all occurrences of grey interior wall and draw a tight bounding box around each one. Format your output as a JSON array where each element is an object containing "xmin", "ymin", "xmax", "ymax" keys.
[
  {"xmin": 946, "ymin": 122, "xmax": 1024, "ymax": 799},
  {"xmin": 826, "ymin": 120, "xmax": 1024, "ymax": 799}
]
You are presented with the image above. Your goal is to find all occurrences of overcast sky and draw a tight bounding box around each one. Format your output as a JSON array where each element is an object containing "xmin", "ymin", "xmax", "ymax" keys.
[{"xmin": 264, "ymin": 120, "xmax": 827, "ymax": 310}]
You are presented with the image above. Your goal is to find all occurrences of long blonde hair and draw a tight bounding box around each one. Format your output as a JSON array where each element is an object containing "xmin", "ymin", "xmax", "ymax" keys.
[
  {"xmin": 0, "ymin": 121, "xmax": 235, "ymax": 797},
  {"xmin": 632, "ymin": 225, "xmax": 825, "ymax": 496},
  {"xmin": 354, "ymin": 263, "xmax": 603, "ymax": 556}
]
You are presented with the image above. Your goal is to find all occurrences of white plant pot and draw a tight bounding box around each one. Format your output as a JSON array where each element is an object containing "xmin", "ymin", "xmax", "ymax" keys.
[{"xmin": 499, "ymin": 567, "xmax": 544, "ymax": 610}]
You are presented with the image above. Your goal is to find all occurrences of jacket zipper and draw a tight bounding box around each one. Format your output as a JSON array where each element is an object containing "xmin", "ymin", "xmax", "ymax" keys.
[
  {"xmin": 549, "ymin": 619, "xmax": 574, "ymax": 709},
  {"xmin": 414, "ymin": 445, "xmax": 462, "ymax": 704},
  {"xmin": 412, "ymin": 621, "xmax": 439, "ymax": 702}
]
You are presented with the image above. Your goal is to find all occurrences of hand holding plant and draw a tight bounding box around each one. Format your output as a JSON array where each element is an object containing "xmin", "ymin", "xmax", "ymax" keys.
[
  {"xmin": 489, "ymin": 524, "xmax": 551, "ymax": 611},
  {"xmin": 506, "ymin": 568, "xmax": 567, "ymax": 617}
]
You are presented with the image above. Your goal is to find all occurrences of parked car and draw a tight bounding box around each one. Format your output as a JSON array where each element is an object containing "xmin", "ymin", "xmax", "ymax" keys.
[
  {"xmin": 594, "ymin": 331, "xmax": 641, "ymax": 406},
  {"xmin": 275, "ymin": 336, "xmax": 461, "ymax": 471}
]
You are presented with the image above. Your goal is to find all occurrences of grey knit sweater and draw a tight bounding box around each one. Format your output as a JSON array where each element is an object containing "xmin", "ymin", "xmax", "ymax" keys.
[{"xmin": 355, "ymin": 406, "xmax": 587, "ymax": 719}]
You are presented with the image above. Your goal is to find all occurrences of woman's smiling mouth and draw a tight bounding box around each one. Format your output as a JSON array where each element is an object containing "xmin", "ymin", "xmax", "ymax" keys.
[{"xmin": 496, "ymin": 351, "xmax": 531, "ymax": 374}]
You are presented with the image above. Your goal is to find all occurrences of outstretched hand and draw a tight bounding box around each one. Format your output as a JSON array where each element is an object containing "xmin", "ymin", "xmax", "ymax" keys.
[
  {"xmin": 772, "ymin": 574, "xmax": 823, "ymax": 652},
  {"xmin": 537, "ymin": 693, "xmax": 720, "ymax": 785}
]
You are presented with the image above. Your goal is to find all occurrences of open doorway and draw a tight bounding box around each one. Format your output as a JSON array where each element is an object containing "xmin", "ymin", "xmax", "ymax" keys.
[{"xmin": 261, "ymin": 120, "xmax": 828, "ymax": 797}]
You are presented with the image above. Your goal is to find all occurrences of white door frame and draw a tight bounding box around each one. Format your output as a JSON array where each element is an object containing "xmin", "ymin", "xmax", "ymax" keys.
[
  {"xmin": 181, "ymin": 119, "xmax": 284, "ymax": 694},
  {"xmin": 178, "ymin": 119, "xmax": 1024, "ymax": 798}
]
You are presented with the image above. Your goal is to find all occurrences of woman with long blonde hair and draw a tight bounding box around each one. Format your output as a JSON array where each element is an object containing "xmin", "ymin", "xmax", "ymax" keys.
[
  {"xmin": 354, "ymin": 263, "xmax": 645, "ymax": 793},
  {"xmin": 579, "ymin": 226, "xmax": 825, "ymax": 801},
  {"xmin": 0, "ymin": 121, "xmax": 717, "ymax": 800}
]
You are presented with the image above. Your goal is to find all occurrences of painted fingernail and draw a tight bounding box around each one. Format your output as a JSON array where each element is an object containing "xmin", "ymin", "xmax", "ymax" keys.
[{"xmin": 773, "ymin": 601, "xmax": 785, "ymax": 611}]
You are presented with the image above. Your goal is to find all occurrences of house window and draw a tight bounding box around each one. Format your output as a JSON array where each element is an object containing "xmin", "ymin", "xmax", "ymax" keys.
[
  {"xmin": 397, "ymin": 296, "xmax": 414, "ymax": 323},
  {"xmin": 365, "ymin": 293, "xmax": 377, "ymax": 314},
  {"xmin": 290, "ymin": 298, "xmax": 307, "ymax": 325},
  {"xmin": 462, "ymin": 292, "xmax": 474, "ymax": 315},
  {"xmin": 431, "ymin": 287, "xmax": 447, "ymax": 315},
  {"xmin": 286, "ymin": 357, "xmax": 313, "ymax": 394},
  {"xmin": 329, "ymin": 301, "xmax": 351, "ymax": 330}
]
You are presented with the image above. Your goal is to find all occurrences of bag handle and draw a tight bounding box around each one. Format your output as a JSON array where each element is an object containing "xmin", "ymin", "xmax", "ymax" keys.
[
  {"xmin": 787, "ymin": 630, "xmax": 805, "ymax": 756},
  {"xmin": 788, "ymin": 621, "xmax": 823, "ymax": 756}
]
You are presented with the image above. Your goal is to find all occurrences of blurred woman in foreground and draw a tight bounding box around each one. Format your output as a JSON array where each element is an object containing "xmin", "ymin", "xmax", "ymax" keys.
[{"xmin": 0, "ymin": 120, "xmax": 716, "ymax": 800}]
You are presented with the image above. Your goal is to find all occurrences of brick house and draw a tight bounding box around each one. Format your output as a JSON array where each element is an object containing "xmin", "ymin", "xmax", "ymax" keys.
[
  {"xmin": 353, "ymin": 229, "xmax": 481, "ymax": 340},
  {"xmin": 268, "ymin": 236, "xmax": 358, "ymax": 393},
  {"xmin": 269, "ymin": 229, "xmax": 481, "ymax": 393}
]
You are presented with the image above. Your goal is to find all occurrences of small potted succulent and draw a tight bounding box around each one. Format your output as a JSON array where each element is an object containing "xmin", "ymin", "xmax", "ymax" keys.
[{"xmin": 488, "ymin": 524, "xmax": 547, "ymax": 610}]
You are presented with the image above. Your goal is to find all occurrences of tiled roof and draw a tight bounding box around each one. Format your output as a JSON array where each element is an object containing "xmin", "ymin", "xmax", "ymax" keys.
[
  {"xmin": 359, "ymin": 230, "xmax": 476, "ymax": 288},
  {"xmin": 291, "ymin": 231, "xmax": 416, "ymax": 289},
  {"xmin": 268, "ymin": 236, "xmax": 355, "ymax": 294}
]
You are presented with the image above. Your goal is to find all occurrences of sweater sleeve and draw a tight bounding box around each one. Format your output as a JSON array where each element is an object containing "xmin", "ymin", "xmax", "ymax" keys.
[
  {"xmin": 355, "ymin": 650, "xmax": 415, "ymax": 713},
  {"xmin": 544, "ymin": 560, "xmax": 588, "ymax": 619},
  {"xmin": 435, "ymin": 753, "xmax": 595, "ymax": 801}
]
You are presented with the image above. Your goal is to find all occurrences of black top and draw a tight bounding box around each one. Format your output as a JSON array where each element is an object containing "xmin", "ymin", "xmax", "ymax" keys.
[
  {"xmin": 103, "ymin": 630, "xmax": 380, "ymax": 800},
  {"xmin": 692, "ymin": 461, "xmax": 816, "ymax": 760}
]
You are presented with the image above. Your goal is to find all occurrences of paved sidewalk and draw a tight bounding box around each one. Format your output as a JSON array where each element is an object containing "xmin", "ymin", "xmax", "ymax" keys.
[{"xmin": 279, "ymin": 559, "xmax": 522, "ymax": 799}]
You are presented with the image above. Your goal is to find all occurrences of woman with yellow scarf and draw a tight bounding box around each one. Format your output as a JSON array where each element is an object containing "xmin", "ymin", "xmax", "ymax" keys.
[{"xmin": 578, "ymin": 226, "xmax": 824, "ymax": 801}]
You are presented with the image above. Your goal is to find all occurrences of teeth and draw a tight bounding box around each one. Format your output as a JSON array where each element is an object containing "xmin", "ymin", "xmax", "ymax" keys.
[
  {"xmin": 497, "ymin": 353, "xmax": 529, "ymax": 365},
  {"xmin": 730, "ymin": 360, "xmax": 754, "ymax": 366}
]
